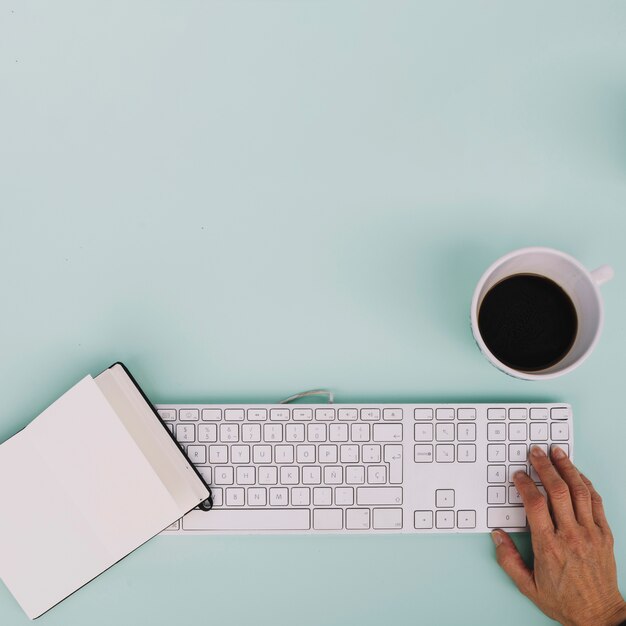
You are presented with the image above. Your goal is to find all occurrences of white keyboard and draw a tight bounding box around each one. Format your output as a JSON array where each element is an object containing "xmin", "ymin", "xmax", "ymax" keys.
[{"xmin": 157, "ymin": 403, "xmax": 573, "ymax": 534}]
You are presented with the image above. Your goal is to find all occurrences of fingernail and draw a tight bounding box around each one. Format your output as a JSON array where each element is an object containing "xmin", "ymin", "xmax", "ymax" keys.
[
  {"xmin": 513, "ymin": 470, "xmax": 527, "ymax": 481},
  {"xmin": 552, "ymin": 445, "xmax": 566, "ymax": 459},
  {"xmin": 491, "ymin": 531, "xmax": 503, "ymax": 546},
  {"xmin": 531, "ymin": 445, "xmax": 544, "ymax": 457}
]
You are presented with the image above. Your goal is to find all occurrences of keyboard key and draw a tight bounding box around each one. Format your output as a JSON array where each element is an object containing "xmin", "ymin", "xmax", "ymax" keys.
[
  {"xmin": 414, "ymin": 408, "xmax": 433, "ymax": 420},
  {"xmin": 274, "ymin": 445, "xmax": 294, "ymax": 464},
  {"xmin": 487, "ymin": 423, "xmax": 505, "ymax": 441},
  {"xmin": 279, "ymin": 466, "xmax": 299, "ymax": 485},
  {"xmin": 180, "ymin": 409, "xmax": 199, "ymax": 421},
  {"xmin": 225, "ymin": 409, "xmax": 244, "ymax": 421},
  {"xmin": 346, "ymin": 508, "xmax": 370, "ymax": 530},
  {"xmin": 270, "ymin": 488, "xmax": 289, "ymax": 506},
  {"xmin": 308, "ymin": 423, "xmax": 327, "ymax": 442},
  {"xmin": 313, "ymin": 487, "xmax": 332, "ymax": 506},
  {"xmin": 248, "ymin": 487, "xmax": 267, "ymax": 506},
  {"xmin": 183, "ymin": 509, "xmax": 310, "ymax": 531},
  {"xmin": 253, "ymin": 445, "xmax": 272, "ymax": 463},
  {"xmin": 264, "ymin": 424, "xmax": 283, "ymax": 442},
  {"xmin": 487, "ymin": 486, "xmax": 506, "ymax": 504},
  {"xmin": 384, "ymin": 445, "xmax": 403, "ymax": 484},
  {"xmin": 176, "ymin": 424, "xmax": 195, "ymax": 442},
  {"xmin": 487, "ymin": 465, "xmax": 506, "ymax": 483},
  {"xmin": 551, "ymin": 407, "xmax": 570, "ymax": 420},
  {"xmin": 530, "ymin": 408, "xmax": 549, "ymax": 420},
  {"xmin": 338, "ymin": 408, "xmax": 358, "ymax": 421},
  {"xmin": 296, "ymin": 445, "xmax": 316, "ymax": 463},
  {"xmin": 202, "ymin": 409, "xmax": 222, "ymax": 421},
  {"xmin": 313, "ymin": 509, "xmax": 343, "ymax": 530},
  {"xmin": 187, "ymin": 445, "xmax": 206, "ymax": 464},
  {"xmin": 509, "ymin": 486, "xmax": 523, "ymax": 504},
  {"xmin": 457, "ymin": 423, "xmax": 476, "ymax": 441},
  {"xmin": 414, "ymin": 445, "xmax": 433, "ymax": 462},
  {"xmin": 487, "ymin": 408, "xmax": 506, "ymax": 420},
  {"xmin": 198, "ymin": 424, "xmax": 218, "ymax": 442},
  {"xmin": 214, "ymin": 466, "xmax": 234, "ymax": 485},
  {"xmin": 302, "ymin": 466, "xmax": 322, "ymax": 484},
  {"xmin": 270, "ymin": 409, "xmax": 290, "ymax": 421},
  {"xmin": 458, "ymin": 408, "xmax": 476, "ymax": 420},
  {"xmin": 346, "ymin": 466, "xmax": 365, "ymax": 484},
  {"xmin": 259, "ymin": 467, "xmax": 278, "ymax": 485},
  {"xmin": 373, "ymin": 508, "xmax": 403, "ymax": 530},
  {"xmin": 436, "ymin": 489, "xmax": 455, "ymax": 508},
  {"xmin": 361, "ymin": 408, "xmax": 381, "ymax": 421},
  {"xmin": 457, "ymin": 510, "xmax": 476, "ymax": 529},
  {"xmin": 487, "ymin": 507, "xmax": 526, "ymax": 528},
  {"xmin": 158, "ymin": 409, "xmax": 176, "ymax": 421},
  {"xmin": 248, "ymin": 409, "xmax": 267, "ymax": 421},
  {"xmin": 509, "ymin": 423, "xmax": 527, "ymax": 441},
  {"xmin": 356, "ymin": 487, "xmax": 403, "ymax": 506},
  {"xmin": 293, "ymin": 409, "xmax": 313, "ymax": 421},
  {"xmin": 509, "ymin": 408, "xmax": 527, "ymax": 420},
  {"xmin": 242, "ymin": 424, "xmax": 261, "ymax": 442},
  {"xmin": 291, "ymin": 487, "xmax": 310, "ymax": 506},
  {"xmin": 383, "ymin": 408, "xmax": 403, "ymax": 421},
  {"xmin": 436, "ymin": 408, "xmax": 455, "ymax": 420},
  {"xmin": 487, "ymin": 444, "xmax": 505, "ymax": 462},
  {"xmin": 508, "ymin": 444, "xmax": 527, "ymax": 462},
  {"xmin": 436, "ymin": 423, "xmax": 454, "ymax": 442},
  {"xmin": 335, "ymin": 487, "xmax": 354, "ymax": 506},
  {"xmin": 414, "ymin": 510, "xmax": 433, "ymax": 529},
  {"xmin": 436, "ymin": 444, "xmax": 454, "ymax": 462},
  {"xmin": 373, "ymin": 424, "xmax": 403, "ymax": 442},
  {"xmin": 457, "ymin": 444, "xmax": 476, "ymax": 462},
  {"xmin": 351, "ymin": 423, "xmax": 371, "ymax": 442},
  {"xmin": 197, "ymin": 467, "xmax": 212, "ymax": 484},
  {"xmin": 316, "ymin": 409, "xmax": 335, "ymax": 421},
  {"xmin": 209, "ymin": 445, "xmax": 228, "ymax": 464},
  {"xmin": 340, "ymin": 444, "xmax": 359, "ymax": 463},
  {"xmin": 211, "ymin": 488, "xmax": 223, "ymax": 506},
  {"xmin": 226, "ymin": 488, "xmax": 245, "ymax": 506},
  {"xmin": 414, "ymin": 423, "xmax": 433, "ymax": 441},
  {"xmin": 324, "ymin": 466, "xmax": 343, "ymax": 484},
  {"xmin": 436, "ymin": 510, "xmax": 454, "ymax": 529},
  {"xmin": 220, "ymin": 424, "xmax": 239, "ymax": 443},
  {"xmin": 530, "ymin": 422, "xmax": 548, "ymax": 441},
  {"xmin": 362, "ymin": 444, "xmax": 381, "ymax": 463},
  {"xmin": 367, "ymin": 465, "xmax": 387, "ymax": 484},
  {"xmin": 318, "ymin": 445, "xmax": 338, "ymax": 463},
  {"xmin": 236, "ymin": 466, "xmax": 256, "ymax": 485},
  {"xmin": 329, "ymin": 423, "xmax": 349, "ymax": 442},
  {"xmin": 551, "ymin": 423, "xmax": 569, "ymax": 441},
  {"xmin": 508, "ymin": 464, "xmax": 527, "ymax": 482},
  {"xmin": 285, "ymin": 423, "xmax": 305, "ymax": 442},
  {"xmin": 551, "ymin": 443, "xmax": 569, "ymax": 457}
]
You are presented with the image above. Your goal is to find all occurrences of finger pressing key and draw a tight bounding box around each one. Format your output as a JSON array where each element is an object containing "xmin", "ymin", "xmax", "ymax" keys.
[
  {"xmin": 550, "ymin": 446, "xmax": 594, "ymax": 527},
  {"xmin": 513, "ymin": 470, "xmax": 554, "ymax": 536},
  {"xmin": 529, "ymin": 445, "xmax": 576, "ymax": 529}
]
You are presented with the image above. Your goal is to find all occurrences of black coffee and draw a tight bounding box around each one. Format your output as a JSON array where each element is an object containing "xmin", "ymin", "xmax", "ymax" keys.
[{"xmin": 478, "ymin": 273, "xmax": 578, "ymax": 372}]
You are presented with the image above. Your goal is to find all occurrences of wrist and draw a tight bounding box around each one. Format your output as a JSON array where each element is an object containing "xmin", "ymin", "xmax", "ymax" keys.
[{"xmin": 605, "ymin": 598, "xmax": 626, "ymax": 626}]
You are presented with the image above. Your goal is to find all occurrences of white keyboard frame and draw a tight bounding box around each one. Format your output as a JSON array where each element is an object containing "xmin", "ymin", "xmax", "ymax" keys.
[{"xmin": 158, "ymin": 403, "xmax": 573, "ymax": 535}]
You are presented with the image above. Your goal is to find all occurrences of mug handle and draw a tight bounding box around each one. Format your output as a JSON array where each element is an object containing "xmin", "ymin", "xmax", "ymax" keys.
[{"xmin": 591, "ymin": 264, "xmax": 614, "ymax": 286}]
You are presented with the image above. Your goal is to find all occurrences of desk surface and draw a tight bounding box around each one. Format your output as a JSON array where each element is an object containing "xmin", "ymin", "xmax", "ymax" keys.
[{"xmin": 1, "ymin": 2, "xmax": 625, "ymax": 625}]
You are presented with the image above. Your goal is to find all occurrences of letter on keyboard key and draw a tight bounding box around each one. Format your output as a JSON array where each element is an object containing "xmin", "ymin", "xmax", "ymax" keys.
[
  {"xmin": 313, "ymin": 509, "xmax": 343, "ymax": 530},
  {"xmin": 183, "ymin": 509, "xmax": 311, "ymax": 531},
  {"xmin": 487, "ymin": 507, "xmax": 526, "ymax": 528},
  {"xmin": 373, "ymin": 508, "xmax": 402, "ymax": 530},
  {"xmin": 356, "ymin": 487, "xmax": 403, "ymax": 506}
]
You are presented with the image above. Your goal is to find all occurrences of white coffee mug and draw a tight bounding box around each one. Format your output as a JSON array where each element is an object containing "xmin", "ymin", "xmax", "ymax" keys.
[{"xmin": 470, "ymin": 247, "xmax": 613, "ymax": 380}]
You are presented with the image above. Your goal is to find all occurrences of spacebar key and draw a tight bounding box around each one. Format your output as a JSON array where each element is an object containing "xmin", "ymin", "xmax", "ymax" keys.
[{"xmin": 182, "ymin": 509, "xmax": 311, "ymax": 531}]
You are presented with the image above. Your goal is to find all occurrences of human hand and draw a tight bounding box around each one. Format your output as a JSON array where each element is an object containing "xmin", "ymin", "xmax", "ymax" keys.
[{"xmin": 492, "ymin": 445, "xmax": 626, "ymax": 626}]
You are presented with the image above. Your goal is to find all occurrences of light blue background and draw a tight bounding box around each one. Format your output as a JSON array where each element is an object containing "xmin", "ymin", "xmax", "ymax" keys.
[{"xmin": 1, "ymin": 2, "xmax": 625, "ymax": 624}]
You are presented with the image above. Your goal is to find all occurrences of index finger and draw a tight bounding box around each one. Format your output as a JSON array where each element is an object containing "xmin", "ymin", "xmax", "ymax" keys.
[{"xmin": 513, "ymin": 470, "xmax": 554, "ymax": 536}]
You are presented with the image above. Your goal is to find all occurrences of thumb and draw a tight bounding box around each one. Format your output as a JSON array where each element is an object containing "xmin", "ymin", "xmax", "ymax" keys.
[{"xmin": 492, "ymin": 530, "xmax": 536, "ymax": 598}]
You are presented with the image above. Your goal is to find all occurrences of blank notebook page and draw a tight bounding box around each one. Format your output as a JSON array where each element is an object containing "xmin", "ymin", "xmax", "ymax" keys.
[{"xmin": 0, "ymin": 376, "xmax": 183, "ymax": 619}]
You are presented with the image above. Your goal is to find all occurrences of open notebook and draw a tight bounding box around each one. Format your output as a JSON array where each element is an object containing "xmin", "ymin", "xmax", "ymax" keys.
[{"xmin": 0, "ymin": 363, "xmax": 211, "ymax": 619}]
